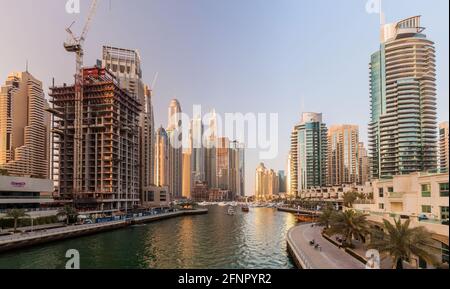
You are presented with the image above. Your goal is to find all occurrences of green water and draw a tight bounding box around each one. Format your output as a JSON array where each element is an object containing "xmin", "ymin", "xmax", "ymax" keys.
[{"xmin": 0, "ymin": 206, "xmax": 297, "ymax": 269}]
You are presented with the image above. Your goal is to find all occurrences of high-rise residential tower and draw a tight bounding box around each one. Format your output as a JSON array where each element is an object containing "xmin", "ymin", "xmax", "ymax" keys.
[
  {"xmin": 255, "ymin": 163, "xmax": 278, "ymax": 200},
  {"xmin": 50, "ymin": 67, "xmax": 141, "ymax": 212},
  {"xmin": 167, "ymin": 99, "xmax": 183, "ymax": 198},
  {"xmin": 190, "ymin": 114, "xmax": 206, "ymax": 185},
  {"xmin": 205, "ymin": 110, "xmax": 218, "ymax": 189},
  {"xmin": 358, "ymin": 142, "xmax": 371, "ymax": 185},
  {"xmin": 289, "ymin": 113, "xmax": 328, "ymax": 195},
  {"xmin": 140, "ymin": 86, "xmax": 155, "ymax": 190},
  {"xmin": 327, "ymin": 125, "xmax": 359, "ymax": 186},
  {"xmin": 0, "ymin": 71, "xmax": 50, "ymax": 179},
  {"xmin": 439, "ymin": 122, "xmax": 449, "ymax": 171},
  {"xmin": 155, "ymin": 127, "xmax": 169, "ymax": 188},
  {"xmin": 369, "ymin": 16, "xmax": 438, "ymax": 179}
]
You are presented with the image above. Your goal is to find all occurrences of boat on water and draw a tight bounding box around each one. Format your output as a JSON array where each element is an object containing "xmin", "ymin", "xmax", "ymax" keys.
[
  {"xmin": 218, "ymin": 202, "xmax": 227, "ymax": 207},
  {"xmin": 241, "ymin": 206, "xmax": 250, "ymax": 212},
  {"xmin": 227, "ymin": 206, "xmax": 236, "ymax": 215}
]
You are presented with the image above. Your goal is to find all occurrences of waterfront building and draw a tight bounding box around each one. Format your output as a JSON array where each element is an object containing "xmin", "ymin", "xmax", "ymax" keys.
[
  {"xmin": 167, "ymin": 99, "xmax": 183, "ymax": 199},
  {"xmin": 0, "ymin": 71, "xmax": 50, "ymax": 179},
  {"xmin": 289, "ymin": 113, "xmax": 328, "ymax": 195},
  {"xmin": 327, "ymin": 125, "xmax": 359, "ymax": 186},
  {"xmin": 353, "ymin": 171, "xmax": 449, "ymax": 267},
  {"xmin": 358, "ymin": 142, "xmax": 371, "ymax": 185},
  {"xmin": 102, "ymin": 46, "xmax": 155, "ymax": 204},
  {"xmin": 141, "ymin": 185, "xmax": 170, "ymax": 208},
  {"xmin": 155, "ymin": 127, "xmax": 170, "ymax": 188},
  {"xmin": 286, "ymin": 152, "xmax": 292, "ymax": 196},
  {"xmin": 49, "ymin": 67, "xmax": 141, "ymax": 213},
  {"xmin": 369, "ymin": 16, "xmax": 438, "ymax": 179},
  {"xmin": 439, "ymin": 122, "xmax": 449, "ymax": 171},
  {"xmin": 0, "ymin": 175, "xmax": 54, "ymax": 212}
]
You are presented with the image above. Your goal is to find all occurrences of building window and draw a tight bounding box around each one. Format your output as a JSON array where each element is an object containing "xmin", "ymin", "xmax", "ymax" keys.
[
  {"xmin": 422, "ymin": 205, "xmax": 432, "ymax": 214},
  {"xmin": 147, "ymin": 191, "xmax": 154, "ymax": 202},
  {"xmin": 421, "ymin": 184, "xmax": 431, "ymax": 198},
  {"xmin": 388, "ymin": 187, "xmax": 394, "ymax": 193},
  {"xmin": 379, "ymin": 188, "xmax": 384, "ymax": 198},
  {"xmin": 440, "ymin": 183, "xmax": 449, "ymax": 197},
  {"xmin": 441, "ymin": 207, "xmax": 449, "ymax": 220},
  {"xmin": 379, "ymin": 203, "xmax": 385, "ymax": 210}
]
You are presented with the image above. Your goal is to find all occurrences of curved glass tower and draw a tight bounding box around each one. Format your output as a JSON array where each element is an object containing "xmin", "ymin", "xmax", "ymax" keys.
[{"xmin": 369, "ymin": 16, "xmax": 437, "ymax": 179}]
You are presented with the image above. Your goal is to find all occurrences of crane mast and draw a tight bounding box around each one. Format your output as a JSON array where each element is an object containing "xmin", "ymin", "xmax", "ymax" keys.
[{"xmin": 64, "ymin": 0, "xmax": 99, "ymax": 199}]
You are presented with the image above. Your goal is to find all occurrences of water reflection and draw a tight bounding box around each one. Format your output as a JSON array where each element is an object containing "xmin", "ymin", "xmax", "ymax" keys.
[{"xmin": 0, "ymin": 206, "xmax": 297, "ymax": 269}]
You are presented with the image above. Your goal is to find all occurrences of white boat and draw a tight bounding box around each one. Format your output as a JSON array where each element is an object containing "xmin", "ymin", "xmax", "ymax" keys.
[
  {"xmin": 227, "ymin": 206, "xmax": 236, "ymax": 215},
  {"xmin": 218, "ymin": 202, "xmax": 227, "ymax": 207},
  {"xmin": 198, "ymin": 201, "xmax": 209, "ymax": 207}
]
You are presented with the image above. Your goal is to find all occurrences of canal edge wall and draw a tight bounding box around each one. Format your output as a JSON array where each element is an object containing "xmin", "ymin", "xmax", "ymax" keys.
[
  {"xmin": 0, "ymin": 209, "xmax": 208, "ymax": 254},
  {"xmin": 286, "ymin": 226, "xmax": 314, "ymax": 269}
]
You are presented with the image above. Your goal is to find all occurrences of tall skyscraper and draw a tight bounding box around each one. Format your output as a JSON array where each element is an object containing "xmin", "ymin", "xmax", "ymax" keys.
[
  {"xmin": 286, "ymin": 152, "xmax": 292, "ymax": 196},
  {"xmin": 230, "ymin": 140, "xmax": 245, "ymax": 197},
  {"xmin": 0, "ymin": 71, "xmax": 50, "ymax": 179},
  {"xmin": 190, "ymin": 114, "xmax": 205, "ymax": 184},
  {"xmin": 155, "ymin": 127, "xmax": 169, "ymax": 188},
  {"xmin": 369, "ymin": 16, "xmax": 437, "ymax": 179},
  {"xmin": 439, "ymin": 122, "xmax": 449, "ymax": 171},
  {"xmin": 140, "ymin": 86, "xmax": 155, "ymax": 190},
  {"xmin": 358, "ymin": 142, "xmax": 370, "ymax": 185},
  {"xmin": 255, "ymin": 163, "xmax": 278, "ymax": 200},
  {"xmin": 216, "ymin": 137, "xmax": 230, "ymax": 191},
  {"xmin": 278, "ymin": 170, "xmax": 286, "ymax": 194},
  {"xmin": 327, "ymin": 125, "xmax": 359, "ymax": 186},
  {"xmin": 102, "ymin": 46, "xmax": 155, "ymax": 200},
  {"xmin": 182, "ymin": 149, "xmax": 192, "ymax": 199},
  {"xmin": 167, "ymin": 99, "xmax": 183, "ymax": 198},
  {"xmin": 50, "ymin": 67, "xmax": 140, "ymax": 212},
  {"xmin": 205, "ymin": 110, "xmax": 217, "ymax": 189},
  {"xmin": 289, "ymin": 113, "xmax": 328, "ymax": 195}
]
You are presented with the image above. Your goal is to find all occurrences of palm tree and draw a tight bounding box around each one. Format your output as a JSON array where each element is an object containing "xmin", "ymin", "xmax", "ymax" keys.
[
  {"xmin": 370, "ymin": 218, "xmax": 439, "ymax": 269},
  {"xmin": 317, "ymin": 204, "xmax": 335, "ymax": 229},
  {"xmin": 6, "ymin": 209, "xmax": 29, "ymax": 233},
  {"xmin": 343, "ymin": 191, "xmax": 358, "ymax": 208},
  {"xmin": 57, "ymin": 206, "xmax": 78, "ymax": 225},
  {"xmin": 328, "ymin": 210, "xmax": 369, "ymax": 247}
]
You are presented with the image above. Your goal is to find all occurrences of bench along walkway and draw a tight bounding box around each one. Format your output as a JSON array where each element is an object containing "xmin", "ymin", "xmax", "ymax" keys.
[{"xmin": 287, "ymin": 224, "xmax": 365, "ymax": 269}]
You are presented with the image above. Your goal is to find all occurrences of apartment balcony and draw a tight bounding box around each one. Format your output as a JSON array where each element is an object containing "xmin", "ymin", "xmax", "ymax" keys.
[{"xmin": 388, "ymin": 192, "xmax": 405, "ymax": 202}]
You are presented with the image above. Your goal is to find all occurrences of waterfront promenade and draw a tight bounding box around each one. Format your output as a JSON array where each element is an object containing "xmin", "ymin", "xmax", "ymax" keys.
[
  {"xmin": 0, "ymin": 209, "xmax": 208, "ymax": 253},
  {"xmin": 287, "ymin": 224, "xmax": 365, "ymax": 269}
]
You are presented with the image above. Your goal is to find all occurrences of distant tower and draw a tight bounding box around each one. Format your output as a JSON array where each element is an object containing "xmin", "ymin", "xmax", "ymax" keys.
[
  {"xmin": 155, "ymin": 127, "xmax": 169, "ymax": 187},
  {"xmin": 167, "ymin": 99, "xmax": 183, "ymax": 198}
]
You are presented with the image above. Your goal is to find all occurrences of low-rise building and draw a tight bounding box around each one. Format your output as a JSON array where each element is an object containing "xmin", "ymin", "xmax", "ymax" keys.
[
  {"xmin": 353, "ymin": 171, "xmax": 449, "ymax": 266},
  {"xmin": 0, "ymin": 175, "xmax": 54, "ymax": 212},
  {"xmin": 141, "ymin": 186, "xmax": 170, "ymax": 208}
]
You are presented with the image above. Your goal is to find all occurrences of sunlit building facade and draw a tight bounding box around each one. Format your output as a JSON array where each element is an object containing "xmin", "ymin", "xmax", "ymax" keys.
[{"xmin": 369, "ymin": 16, "xmax": 438, "ymax": 179}]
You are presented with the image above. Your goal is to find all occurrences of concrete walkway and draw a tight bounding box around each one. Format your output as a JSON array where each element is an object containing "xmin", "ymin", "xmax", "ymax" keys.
[{"xmin": 287, "ymin": 224, "xmax": 365, "ymax": 269}]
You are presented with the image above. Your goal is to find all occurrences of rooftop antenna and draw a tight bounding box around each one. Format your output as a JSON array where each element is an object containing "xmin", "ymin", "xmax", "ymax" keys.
[{"xmin": 26, "ymin": 60, "xmax": 29, "ymax": 73}]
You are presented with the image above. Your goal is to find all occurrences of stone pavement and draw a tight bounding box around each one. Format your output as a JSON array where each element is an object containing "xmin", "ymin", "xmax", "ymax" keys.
[{"xmin": 287, "ymin": 224, "xmax": 365, "ymax": 269}]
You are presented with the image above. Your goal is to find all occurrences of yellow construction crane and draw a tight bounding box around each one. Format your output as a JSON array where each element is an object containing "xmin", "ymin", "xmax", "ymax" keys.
[{"xmin": 64, "ymin": 0, "xmax": 99, "ymax": 198}]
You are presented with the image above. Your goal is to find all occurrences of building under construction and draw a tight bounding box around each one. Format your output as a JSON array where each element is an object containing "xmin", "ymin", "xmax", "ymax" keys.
[{"xmin": 49, "ymin": 66, "xmax": 141, "ymax": 214}]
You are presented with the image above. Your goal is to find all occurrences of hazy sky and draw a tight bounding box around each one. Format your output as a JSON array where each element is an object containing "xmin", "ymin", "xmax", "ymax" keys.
[{"xmin": 1, "ymin": 0, "xmax": 448, "ymax": 195}]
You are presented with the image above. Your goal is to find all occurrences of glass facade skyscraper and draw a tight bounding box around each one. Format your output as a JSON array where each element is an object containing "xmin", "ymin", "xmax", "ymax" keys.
[{"xmin": 369, "ymin": 16, "xmax": 438, "ymax": 179}]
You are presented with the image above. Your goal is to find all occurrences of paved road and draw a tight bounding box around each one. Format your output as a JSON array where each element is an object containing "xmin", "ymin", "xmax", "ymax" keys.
[{"xmin": 288, "ymin": 224, "xmax": 365, "ymax": 269}]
